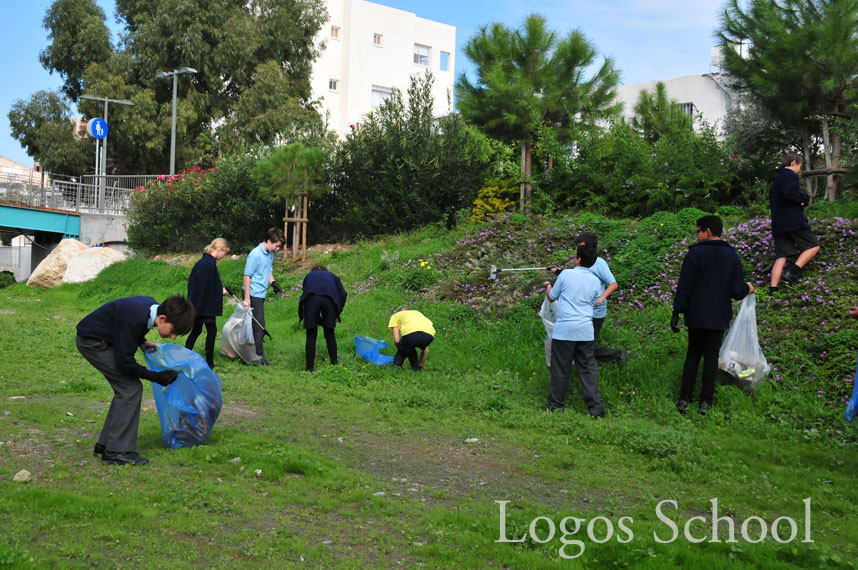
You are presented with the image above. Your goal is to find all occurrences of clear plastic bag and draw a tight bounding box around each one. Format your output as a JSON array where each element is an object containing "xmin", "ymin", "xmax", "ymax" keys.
[
  {"xmin": 538, "ymin": 297, "xmax": 558, "ymax": 368},
  {"xmin": 844, "ymin": 353, "xmax": 858, "ymax": 422},
  {"xmin": 718, "ymin": 294, "xmax": 771, "ymax": 389},
  {"xmin": 220, "ymin": 303, "xmax": 261, "ymax": 364},
  {"xmin": 355, "ymin": 335, "xmax": 394, "ymax": 365},
  {"xmin": 143, "ymin": 344, "xmax": 223, "ymax": 449}
]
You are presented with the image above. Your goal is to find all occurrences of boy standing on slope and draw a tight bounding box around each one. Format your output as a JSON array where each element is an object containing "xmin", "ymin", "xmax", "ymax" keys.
[
  {"xmin": 544, "ymin": 243, "xmax": 605, "ymax": 417},
  {"xmin": 243, "ymin": 227, "xmax": 285, "ymax": 366},
  {"xmin": 671, "ymin": 215, "xmax": 754, "ymax": 416}
]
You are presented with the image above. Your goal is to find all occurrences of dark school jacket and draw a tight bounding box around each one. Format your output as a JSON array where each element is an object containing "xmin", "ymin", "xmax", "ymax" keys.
[
  {"xmin": 672, "ymin": 240, "xmax": 750, "ymax": 331},
  {"xmin": 298, "ymin": 270, "xmax": 348, "ymax": 322},
  {"xmin": 76, "ymin": 296, "xmax": 162, "ymax": 381},
  {"xmin": 769, "ymin": 167, "xmax": 811, "ymax": 236},
  {"xmin": 187, "ymin": 253, "xmax": 224, "ymax": 318}
]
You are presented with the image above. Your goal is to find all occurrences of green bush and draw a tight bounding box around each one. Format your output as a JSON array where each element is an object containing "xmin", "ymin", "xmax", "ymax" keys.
[
  {"xmin": 0, "ymin": 271, "xmax": 15, "ymax": 289},
  {"xmin": 559, "ymin": 122, "xmax": 736, "ymax": 218},
  {"xmin": 316, "ymin": 73, "xmax": 490, "ymax": 240},
  {"xmin": 127, "ymin": 154, "xmax": 281, "ymax": 254}
]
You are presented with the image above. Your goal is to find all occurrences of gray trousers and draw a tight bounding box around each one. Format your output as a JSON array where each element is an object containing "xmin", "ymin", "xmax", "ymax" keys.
[
  {"xmin": 249, "ymin": 296, "xmax": 266, "ymax": 357},
  {"xmin": 547, "ymin": 339, "xmax": 604, "ymax": 416},
  {"xmin": 593, "ymin": 317, "xmax": 624, "ymax": 362},
  {"xmin": 76, "ymin": 335, "xmax": 143, "ymax": 453}
]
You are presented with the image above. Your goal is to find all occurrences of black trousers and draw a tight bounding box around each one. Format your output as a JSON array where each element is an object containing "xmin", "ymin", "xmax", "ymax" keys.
[
  {"xmin": 185, "ymin": 318, "xmax": 216, "ymax": 367},
  {"xmin": 306, "ymin": 326, "xmax": 337, "ymax": 371},
  {"xmin": 394, "ymin": 332, "xmax": 433, "ymax": 371},
  {"xmin": 249, "ymin": 296, "xmax": 266, "ymax": 358},
  {"xmin": 76, "ymin": 335, "xmax": 143, "ymax": 453},
  {"xmin": 593, "ymin": 317, "xmax": 624, "ymax": 362},
  {"xmin": 547, "ymin": 339, "xmax": 604, "ymax": 416},
  {"xmin": 680, "ymin": 328, "xmax": 725, "ymax": 404}
]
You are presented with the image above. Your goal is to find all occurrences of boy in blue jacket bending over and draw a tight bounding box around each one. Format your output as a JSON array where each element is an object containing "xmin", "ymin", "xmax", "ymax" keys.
[{"xmin": 76, "ymin": 295, "xmax": 195, "ymax": 465}]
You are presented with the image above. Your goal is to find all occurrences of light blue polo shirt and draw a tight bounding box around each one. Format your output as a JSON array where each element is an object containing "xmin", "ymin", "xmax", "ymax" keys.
[
  {"xmin": 547, "ymin": 266, "xmax": 601, "ymax": 341},
  {"xmin": 244, "ymin": 243, "xmax": 273, "ymax": 298},
  {"xmin": 588, "ymin": 257, "xmax": 617, "ymax": 319}
]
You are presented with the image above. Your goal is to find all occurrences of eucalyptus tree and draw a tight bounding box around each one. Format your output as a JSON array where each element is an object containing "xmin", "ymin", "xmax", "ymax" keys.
[
  {"xmin": 719, "ymin": 0, "xmax": 858, "ymax": 199},
  {"xmin": 7, "ymin": 90, "xmax": 89, "ymax": 176},
  {"xmin": 456, "ymin": 14, "xmax": 620, "ymax": 211},
  {"xmin": 18, "ymin": 0, "xmax": 327, "ymax": 175}
]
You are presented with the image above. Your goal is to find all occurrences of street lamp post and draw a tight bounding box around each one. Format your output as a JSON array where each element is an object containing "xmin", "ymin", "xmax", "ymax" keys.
[
  {"xmin": 79, "ymin": 94, "xmax": 133, "ymax": 210},
  {"xmin": 155, "ymin": 67, "xmax": 197, "ymax": 176}
]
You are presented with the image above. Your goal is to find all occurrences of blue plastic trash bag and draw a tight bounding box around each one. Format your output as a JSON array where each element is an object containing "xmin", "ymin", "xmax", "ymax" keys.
[
  {"xmin": 355, "ymin": 335, "xmax": 394, "ymax": 365},
  {"xmin": 143, "ymin": 344, "xmax": 223, "ymax": 449},
  {"xmin": 845, "ymin": 353, "xmax": 858, "ymax": 422}
]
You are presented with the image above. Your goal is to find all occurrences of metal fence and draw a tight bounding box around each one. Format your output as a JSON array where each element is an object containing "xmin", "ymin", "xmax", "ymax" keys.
[
  {"xmin": 0, "ymin": 245, "xmax": 21, "ymax": 268},
  {"xmin": 0, "ymin": 171, "xmax": 140, "ymax": 215},
  {"xmin": 81, "ymin": 174, "xmax": 161, "ymax": 192}
]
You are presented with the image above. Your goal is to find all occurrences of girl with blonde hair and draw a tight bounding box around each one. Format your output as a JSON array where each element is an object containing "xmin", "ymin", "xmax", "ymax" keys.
[{"xmin": 186, "ymin": 238, "xmax": 230, "ymax": 368}]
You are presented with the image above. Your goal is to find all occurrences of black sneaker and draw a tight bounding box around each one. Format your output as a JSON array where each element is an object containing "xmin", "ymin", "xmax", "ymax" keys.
[
  {"xmin": 676, "ymin": 400, "xmax": 689, "ymax": 415},
  {"xmin": 783, "ymin": 264, "xmax": 802, "ymax": 284},
  {"xmin": 102, "ymin": 451, "xmax": 149, "ymax": 465},
  {"xmin": 93, "ymin": 442, "xmax": 106, "ymax": 457},
  {"xmin": 698, "ymin": 401, "xmax": 710, "ymax": 416}
]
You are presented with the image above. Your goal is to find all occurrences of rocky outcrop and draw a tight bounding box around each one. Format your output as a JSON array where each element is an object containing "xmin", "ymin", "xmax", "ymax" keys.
[
  {"xmin": 26, "ymin": 239, "xmax": 87, "ymax": 288},
  {"xmin": 63, "ymin": 247, "xmax": 127, "ymax": 284}
]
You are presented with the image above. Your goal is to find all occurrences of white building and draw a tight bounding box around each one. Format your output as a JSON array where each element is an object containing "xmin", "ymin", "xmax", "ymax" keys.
[
  {"xmin": 614, "ymin": 48, "xmax": 738, "ymax": 135},
  {"xmin": 310, "ymin": 0, "xmax": 456, "ymax": 136}
]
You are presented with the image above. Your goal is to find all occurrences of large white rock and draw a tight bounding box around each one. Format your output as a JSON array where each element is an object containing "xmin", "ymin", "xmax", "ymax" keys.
[
  {"xmin": 63, "ymin": 247, "xmax": 127, "ymax": 284},
  {"xmin": 27, "ymin": 239, "xmax": 87, "ymax": 288}
]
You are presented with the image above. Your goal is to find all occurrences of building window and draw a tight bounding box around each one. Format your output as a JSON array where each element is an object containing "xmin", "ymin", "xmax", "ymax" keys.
[
  {"xmin": 331, "ymin": 26, "xmax": 341, "ymax": 39},
  {"xmin": 413, "ymin": 44, "xmax": 430, "ymax": 66},
  {"xmin": 371, "ymin": 85, "xmax": 394, "ymax": 108},
  {"xmin": 679, "ymin": 102, "xmax": 696, "ymax": 116},
  {"xmin": 440, "ymin": 51, "xmax": 450, "ymax": 72},
  {"xmin": 329, "ymin": 79, "xmax": 339, "ymax": 91},
  {"xmin": 373, "ymin": 33, "xmax": 383, "ymax": 46}
]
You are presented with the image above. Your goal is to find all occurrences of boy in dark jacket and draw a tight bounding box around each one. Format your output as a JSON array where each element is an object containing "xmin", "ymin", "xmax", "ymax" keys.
[
  {"xmin": 76, "ymin": 295, "xmax": 195, "ymax": 465},
  {"xmin": 769, "ymin": 153, "xmax": 819, "ymax": 291},
  {"xmin": 671, "ymin": 216, "xmax": 755, "ymax": 415}
]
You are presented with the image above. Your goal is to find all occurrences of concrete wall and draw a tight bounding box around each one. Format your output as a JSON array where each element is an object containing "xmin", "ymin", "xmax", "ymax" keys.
[
  {"xmin": 311, "ymin": 0, "xmax": 456, "ymax": 137},
  {"xmin": 79, "ymin": 213, "xmax": 129, "ymax": 252},
  {"xmin": 614, "ymin": 73, "xmax": 735, "ymax": 135}
]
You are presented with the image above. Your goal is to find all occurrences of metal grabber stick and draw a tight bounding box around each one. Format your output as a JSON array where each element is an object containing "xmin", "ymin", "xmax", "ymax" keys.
[{"xmin": 489, "ymin": 264, "xmax": 552, "ymax": 280}]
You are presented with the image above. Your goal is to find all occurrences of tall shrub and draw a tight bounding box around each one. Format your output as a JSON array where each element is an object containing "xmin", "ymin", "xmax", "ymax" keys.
[
  {"xmin": 127, "ymin": 153, "xmax": 281, "ymax": 254},
  {"xmin": 316, "ymin": 73, "xmax": 490, "ymax": 240}
]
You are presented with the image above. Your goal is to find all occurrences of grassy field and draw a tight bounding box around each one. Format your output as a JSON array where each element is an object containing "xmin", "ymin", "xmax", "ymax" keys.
[{"xmin": 1, "ymin": 218, "xmax": 858, "ymax": 569}]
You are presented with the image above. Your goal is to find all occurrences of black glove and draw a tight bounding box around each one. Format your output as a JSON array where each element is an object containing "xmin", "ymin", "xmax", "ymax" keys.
[
  {"xmin": 152, "ymin": 369, "xmax": 179, "ymax": 386},
  {"xmin": 224, "ymin": 286, "xmax": 234, "ymax": 296},
  {"xmin": 670, "ymin": 313, "xmax": 681, "ymax": 333},
  {"xmin": 271, "ymin": 281, "xmax": 284, "ymax": 294}
]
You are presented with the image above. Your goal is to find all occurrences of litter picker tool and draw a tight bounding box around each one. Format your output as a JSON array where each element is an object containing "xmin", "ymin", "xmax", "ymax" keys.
[
  {"xmin": 489, "ymin": 264, "xmax": 552, "ymax": 280},
  {"xmin": 224, "ymin": 287, "xmax": 272, "ymax": 340}
]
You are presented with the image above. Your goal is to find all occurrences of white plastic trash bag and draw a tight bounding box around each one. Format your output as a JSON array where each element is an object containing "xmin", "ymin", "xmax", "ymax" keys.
[
  {"xmin": 220, "ymin": 304, "xmax": 261, "ymax": 365},
  {"xmin": 718, "ymin": 294, "xmax": 770, "ymax": 389},
  {"xmin": 539, "ymin": 297, "xmax": 558, "ymax": 368}
]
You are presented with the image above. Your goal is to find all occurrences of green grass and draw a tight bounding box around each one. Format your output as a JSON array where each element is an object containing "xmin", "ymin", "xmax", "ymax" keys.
[{"xmin": 1, "ymin": 220, "xmax": 857, "ymax": 569}]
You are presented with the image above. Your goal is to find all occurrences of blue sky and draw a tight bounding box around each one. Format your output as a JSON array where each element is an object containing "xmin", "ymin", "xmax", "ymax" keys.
[{"xmin": 1, "ymin": 0, "xmax": 727, "ymax": 168}]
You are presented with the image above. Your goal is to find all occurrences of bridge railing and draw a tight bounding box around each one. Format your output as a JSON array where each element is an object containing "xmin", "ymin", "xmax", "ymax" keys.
[{"xmin": 0, "ymin": 172, "xmax": 145, "ymax": 215}]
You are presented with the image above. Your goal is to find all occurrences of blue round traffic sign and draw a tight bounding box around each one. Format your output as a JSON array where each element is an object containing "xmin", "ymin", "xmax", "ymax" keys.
[{"xmin": 86, "ymin": 118, "xmax": 109, "ymax": 140}]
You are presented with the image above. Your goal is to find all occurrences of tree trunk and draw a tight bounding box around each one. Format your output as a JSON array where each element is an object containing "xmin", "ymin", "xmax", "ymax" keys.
[
  {"xmin": 525, "ymin": 143, "xmax": 532, "ymax": 209},
  {"xmin": 519, "ymin": 142, "xmax": 526, "ymax": 213},
  {"xmin": 821, "ymin": 118, "xmax": 835, "ymax": 201},
  {"xmin": 831, "ymin": 129, "xmax": 841, "ymax": 201},
  {"xmin": 801, "ymin": 123, "xmax": 813, "ymax": 196}
]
